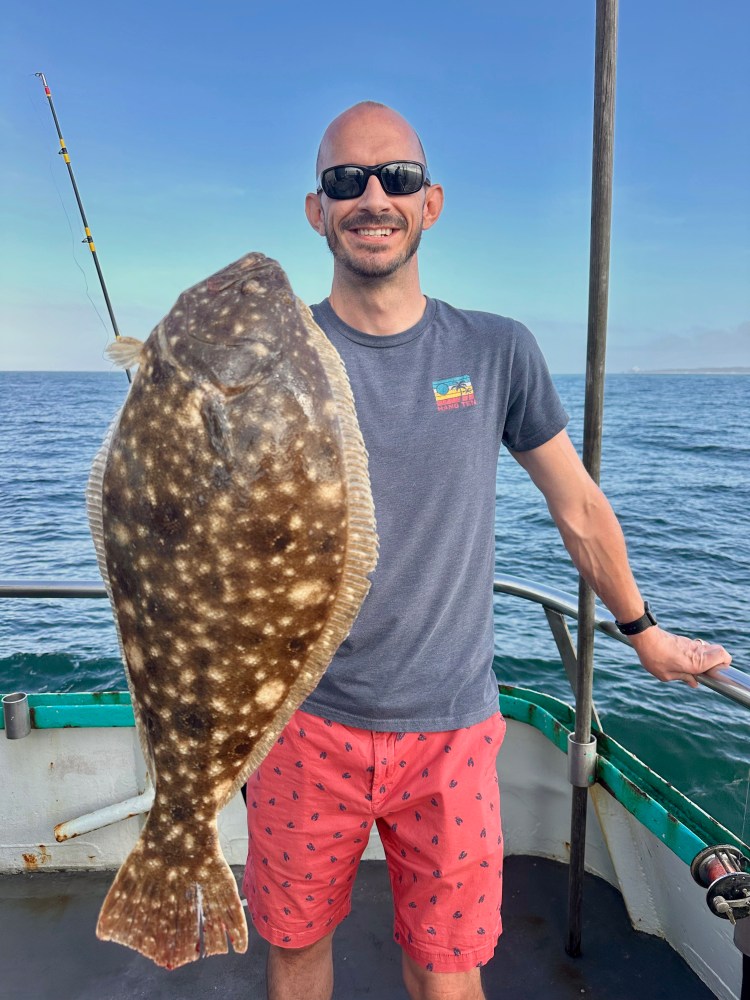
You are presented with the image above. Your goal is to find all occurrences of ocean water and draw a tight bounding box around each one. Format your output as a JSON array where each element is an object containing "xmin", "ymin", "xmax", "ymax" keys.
[{"xmin": 1, "ymin": 371, "xmax": 748, "ymax": 837}]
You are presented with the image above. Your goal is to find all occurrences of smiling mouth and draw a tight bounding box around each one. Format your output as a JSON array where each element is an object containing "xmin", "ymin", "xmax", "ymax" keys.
[{"xmin": 352, "ymin": 227, "xmax": 395, "ymax": 238}]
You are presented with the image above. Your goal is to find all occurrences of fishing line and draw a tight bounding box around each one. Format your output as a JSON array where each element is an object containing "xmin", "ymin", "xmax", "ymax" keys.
[
  {"xmin": 51, "ymin": 162, "xmax": 112, "ymax": 342},
  {"xmin": 741, "ymin": 767, "xmax": 750, "ymax": 846},
  {"xmin": 27, "ymin": 86, "xmax": 112, "ymax": 344},
  {"xmin": 34, "ymin": 72, "xmax": 131, "ymax": 382}
]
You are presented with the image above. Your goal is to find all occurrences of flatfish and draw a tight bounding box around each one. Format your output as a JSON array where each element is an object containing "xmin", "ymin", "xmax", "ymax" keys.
[{"xmin": 87, "ymin": 252, "xmax": 377, "ymax": 968}]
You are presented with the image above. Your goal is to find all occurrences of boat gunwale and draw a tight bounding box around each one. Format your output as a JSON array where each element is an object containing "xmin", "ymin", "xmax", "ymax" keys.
[
  {"xmin": 2, "ymin": 681, "xmax": 745, "ymax": 870},
  {"xmin": 2, "ymin": 574, "xmax": 747, "ymax": 867}
]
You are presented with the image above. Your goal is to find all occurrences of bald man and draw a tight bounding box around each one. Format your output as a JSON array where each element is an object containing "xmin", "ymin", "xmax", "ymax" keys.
[{"xmin": 242, "ymin": 102, "xmax": 731, "ymax": 1000}]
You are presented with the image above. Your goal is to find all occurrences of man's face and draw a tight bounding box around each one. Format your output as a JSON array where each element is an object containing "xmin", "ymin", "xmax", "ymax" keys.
[{"xmin": 307, "ymin": 108, "xmax": 441, "ymax": 281}]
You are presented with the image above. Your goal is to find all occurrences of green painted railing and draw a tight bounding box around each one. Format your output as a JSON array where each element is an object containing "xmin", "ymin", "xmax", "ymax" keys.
[
  {"xmin": 1, "ymin": 691, "xmax": 135, "ymax": 728},
  {"xmin": 497, "ymin": 682, "xmax": 748, "ymax": 866}
]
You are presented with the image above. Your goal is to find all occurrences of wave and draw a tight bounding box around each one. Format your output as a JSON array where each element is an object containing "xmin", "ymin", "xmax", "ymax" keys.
[{"xmin": 0, "ymin": 653, "xmax": 125, "ymax": 694}]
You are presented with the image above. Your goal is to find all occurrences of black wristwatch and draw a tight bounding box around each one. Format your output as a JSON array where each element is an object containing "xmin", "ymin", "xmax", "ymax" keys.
[{"xmin": 615, "ymin": 602, "xmax": 658, "ymax": 636}]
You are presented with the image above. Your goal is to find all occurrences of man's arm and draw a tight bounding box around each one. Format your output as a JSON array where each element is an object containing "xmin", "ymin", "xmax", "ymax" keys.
[{"xmin": 511, "ymin": 429, "xmax": 732, "ymax": 687}]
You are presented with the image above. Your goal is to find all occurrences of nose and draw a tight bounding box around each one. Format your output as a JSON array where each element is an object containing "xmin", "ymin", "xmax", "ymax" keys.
[{"xmin": 356, "ymin": 173, "xmax": 393, "ymax": 213}]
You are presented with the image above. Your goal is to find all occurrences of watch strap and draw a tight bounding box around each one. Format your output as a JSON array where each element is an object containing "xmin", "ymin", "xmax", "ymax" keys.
[{"xmin": 615, "ymin": 601, "xmax": 657, "ymax": 636}]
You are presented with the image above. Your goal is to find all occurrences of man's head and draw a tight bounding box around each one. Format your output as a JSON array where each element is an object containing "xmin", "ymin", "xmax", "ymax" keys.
[{"xmin": 305, "ymin": 102, "xmax": 443, "ymax": 282}]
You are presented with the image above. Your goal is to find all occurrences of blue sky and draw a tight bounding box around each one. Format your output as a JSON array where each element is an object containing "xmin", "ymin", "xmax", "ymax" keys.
[{"xmin": 2, "ymin": 1, "xmax": 748, "ymax": 372}]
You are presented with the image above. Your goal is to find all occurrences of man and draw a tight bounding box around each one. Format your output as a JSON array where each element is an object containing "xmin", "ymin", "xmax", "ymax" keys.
[{"xmin": 243, "ymin": 101, "xmax": 731, "ymax": 1000}]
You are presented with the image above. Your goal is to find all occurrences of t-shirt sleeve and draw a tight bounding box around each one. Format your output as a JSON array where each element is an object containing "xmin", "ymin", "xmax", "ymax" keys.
[{"xmin": 501, "ymin": 322, "xmax": 569, "ymax": 452}]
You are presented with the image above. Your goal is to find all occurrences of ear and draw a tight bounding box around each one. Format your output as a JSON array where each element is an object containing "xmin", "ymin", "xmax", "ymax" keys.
[
  {"xmin": 305, "ymin": 192, "xmax": 327, "ymax": 236},
  {"xmin": 421, "ymin": 183, "xmax": 444, "ymax": 231}
]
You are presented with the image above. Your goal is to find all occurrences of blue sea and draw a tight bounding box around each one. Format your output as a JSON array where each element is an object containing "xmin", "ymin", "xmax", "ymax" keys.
[{"xmin": 1, "ymin": 371, "xmax": 748, "ymax": 837}]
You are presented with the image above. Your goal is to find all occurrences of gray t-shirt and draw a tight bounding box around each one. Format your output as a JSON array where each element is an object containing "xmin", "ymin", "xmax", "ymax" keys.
[{"xmin": 301, "ymin": 297, "xmax": 568, "ymax": 731}]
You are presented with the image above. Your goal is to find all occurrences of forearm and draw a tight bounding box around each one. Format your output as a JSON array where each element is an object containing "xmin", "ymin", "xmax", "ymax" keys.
[
  {"xmin": 512, "ymin": 430, "xmax": 731, "ymax": 682},
  {"xmin": 551, "ymin": 484, "xmax": 645, "ymax": 624},
  {"xmin": 551, "ymin": 486, "xmax": 733, "ymax": 681}
]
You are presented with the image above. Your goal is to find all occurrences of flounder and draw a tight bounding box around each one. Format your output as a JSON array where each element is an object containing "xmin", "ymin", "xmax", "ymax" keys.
[{"xmin": 87, "ymin": 252, "xmax": 377, "ymax": 968}]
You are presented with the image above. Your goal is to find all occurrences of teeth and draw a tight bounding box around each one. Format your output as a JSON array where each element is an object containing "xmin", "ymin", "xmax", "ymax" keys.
[{"xmin": 356, "ymin": 228, "xmax": 393, "ymax": 237}]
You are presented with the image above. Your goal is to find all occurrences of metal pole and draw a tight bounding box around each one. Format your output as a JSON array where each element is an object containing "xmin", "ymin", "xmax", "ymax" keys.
[
  {"xmin": 566, "ymin": 0, "xmax": 619, "ymax": 957},
  {"xmin": 35, "ymin": 72, "xmax": 131, "ymax": 383}
]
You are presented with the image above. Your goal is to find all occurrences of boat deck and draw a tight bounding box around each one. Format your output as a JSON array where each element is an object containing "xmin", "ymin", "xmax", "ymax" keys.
[{"xmin": 1, "ymin": 856, "xmax": 719, "ymax": 999}]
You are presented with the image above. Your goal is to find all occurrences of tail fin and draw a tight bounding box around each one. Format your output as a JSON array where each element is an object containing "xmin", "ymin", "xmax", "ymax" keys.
[{"xmin": 96, "ymin": 812, "xmax": 247, "ymax": 969}]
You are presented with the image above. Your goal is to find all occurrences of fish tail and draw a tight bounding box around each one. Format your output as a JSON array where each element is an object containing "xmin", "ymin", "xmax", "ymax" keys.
[{"xmin": 96, "ymin": 812, "xmax": 247, "ymax": 969}]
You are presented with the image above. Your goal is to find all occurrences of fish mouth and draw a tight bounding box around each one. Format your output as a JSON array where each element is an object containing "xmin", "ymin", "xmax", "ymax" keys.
[{"xmin": 210, "ymin": 380, "xmax": 255, "ymax": 398}]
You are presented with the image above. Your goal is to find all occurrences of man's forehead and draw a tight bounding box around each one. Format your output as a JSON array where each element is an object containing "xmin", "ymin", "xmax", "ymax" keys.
[{"xmin": 317, "ymin": 105, "xmax": 425, "ymax": 173}]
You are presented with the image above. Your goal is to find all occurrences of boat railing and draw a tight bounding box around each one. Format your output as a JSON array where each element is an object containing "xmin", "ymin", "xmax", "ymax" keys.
[
  {"xmin": 492, "ymin": 574, "xmax": 750, "ymax": 713},
  {"xmin": 1, "ymin": 576, "xmax": 748, "ymax": 711}
]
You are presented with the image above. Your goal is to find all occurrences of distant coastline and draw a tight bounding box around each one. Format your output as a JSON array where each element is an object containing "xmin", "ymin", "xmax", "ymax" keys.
[{"xmin": 627, "ymin": 366, "xmax": 750, "ymax": 375}]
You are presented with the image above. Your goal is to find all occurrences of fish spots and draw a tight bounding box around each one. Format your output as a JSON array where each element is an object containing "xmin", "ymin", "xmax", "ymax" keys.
[
  {"xmin": 112, "ymin": 522, "xmax": 132, "ymax": 546},
  {"xmin": 288, "ymin": 580, "xmax": 327, "ymax": 606},
  {"xmin": 146, "ymin": 500, "xmax": 187, "ymax": 541},
  {"xmin": 150, "ymin": 354, "xmax": 177, "ymax": 385},
  {"xmin": 319, "ymin": 533, "xmax": 341, "ymax": 555},
  {"xmin": 232, "ymin": 740, "xmax": 253, "ymax": 759},
  {"xmin": 174, "ymin": 706, "xmax": 212, "ymax": 735},
  {"xmin": 250, "ymin": 522, "xmax": 298, "ymax": 558},
  {"xmin": 120, "ymin": 599, "xmax": 136, "ymax": 619},
  {"xmin": 256, "ymin": 679, "xmax": 287, "ymax": 710},
  {"xmin": 170, "ymin": 803, "xmax": 190, "ymax": 823},
  {"xmin": 317, "ymin": 483, "xmax": 343, "ymax": 504}
]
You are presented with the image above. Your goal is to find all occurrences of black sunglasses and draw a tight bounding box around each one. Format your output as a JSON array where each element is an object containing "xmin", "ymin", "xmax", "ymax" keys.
[{"xmin": 317, "ymin": 160, "xmax": 431, "ymax": 200}]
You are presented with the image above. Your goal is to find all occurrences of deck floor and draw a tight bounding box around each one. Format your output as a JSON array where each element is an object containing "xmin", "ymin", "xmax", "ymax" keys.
[{"xmin": 0, "ymin": 856, "xmax": 720, "ymax": 999}]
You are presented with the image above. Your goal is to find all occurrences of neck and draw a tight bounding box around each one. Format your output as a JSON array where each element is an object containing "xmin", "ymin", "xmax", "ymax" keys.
[{"xmin": 328, "ymin": 258, "xmax": 426, "ymax": 335}]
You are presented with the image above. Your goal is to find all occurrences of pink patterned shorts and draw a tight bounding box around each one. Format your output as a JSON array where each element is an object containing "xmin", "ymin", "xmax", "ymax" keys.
[{"xmin": 242, "ymin": 709, "xmax": 506, "ymax": 973}]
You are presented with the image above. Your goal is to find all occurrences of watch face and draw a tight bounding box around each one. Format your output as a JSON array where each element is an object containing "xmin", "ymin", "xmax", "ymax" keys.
[{"xmin": 643, "ymin": 602, "xmax": 657, "ymax": 627}]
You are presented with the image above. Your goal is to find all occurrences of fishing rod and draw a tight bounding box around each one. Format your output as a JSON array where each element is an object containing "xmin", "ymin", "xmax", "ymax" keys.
[{"xmin": 35, "ymin": 72, "xmax": 131, "ymax": 383}]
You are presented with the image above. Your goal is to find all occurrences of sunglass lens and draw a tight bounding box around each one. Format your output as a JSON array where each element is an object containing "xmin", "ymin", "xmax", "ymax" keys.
[
  {"xmin": 320, "ymin": 162, "xmax": 425, "ymax": 199},
  {"xmin": 381, "ymin": 162, "xmax": 424, "ymax": 195},
  {"xmin": 323, "ymin": 166, "xmax": 366, "ymax": 199}
]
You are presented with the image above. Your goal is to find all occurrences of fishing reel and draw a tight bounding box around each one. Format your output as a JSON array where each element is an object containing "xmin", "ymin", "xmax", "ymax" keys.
[{"xmin": 692, "ymin": 845, "xmax": 750, "ymax": 924}]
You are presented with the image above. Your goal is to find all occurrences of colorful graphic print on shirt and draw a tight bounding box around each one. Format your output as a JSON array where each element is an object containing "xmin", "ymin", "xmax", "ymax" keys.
[{"xmin": 432, "ymin": 376, "xmax": 477, "ymax": 412}]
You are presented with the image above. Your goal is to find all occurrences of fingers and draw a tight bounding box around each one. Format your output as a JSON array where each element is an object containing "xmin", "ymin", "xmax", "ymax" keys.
[
  {"xmin": 690, "ymin": 637, "xmax": 732, "ymax": 673},
  {"xmin": 636, "ymin": 628, "xmax": 733, "ymax": 685}
]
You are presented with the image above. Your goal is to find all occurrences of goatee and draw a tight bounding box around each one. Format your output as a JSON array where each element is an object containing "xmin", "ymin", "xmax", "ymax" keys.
[{"xmin": 325, "ymin": 213, "xmax": 423, "ymax": 279}]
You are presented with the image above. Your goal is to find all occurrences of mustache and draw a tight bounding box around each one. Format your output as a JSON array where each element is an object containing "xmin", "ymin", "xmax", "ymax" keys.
[{"xmin": 341, "ymin": 213, "xmax": 405, "ymax": 231}]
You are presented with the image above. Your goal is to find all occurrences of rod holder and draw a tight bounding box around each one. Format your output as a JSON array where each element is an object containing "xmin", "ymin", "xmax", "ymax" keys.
[
  {"xmin": 568, "ymin": 732, "xmax": 597, "ymax": 787},
  {"xmin": 3, "ymin": 692, "xmax": 31, "ymax": 739}
]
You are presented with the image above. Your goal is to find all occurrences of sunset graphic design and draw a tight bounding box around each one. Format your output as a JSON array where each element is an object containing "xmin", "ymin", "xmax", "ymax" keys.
[{"xmin": 432, "ymin": 375, "xmax": 477, "ymax": 412}]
